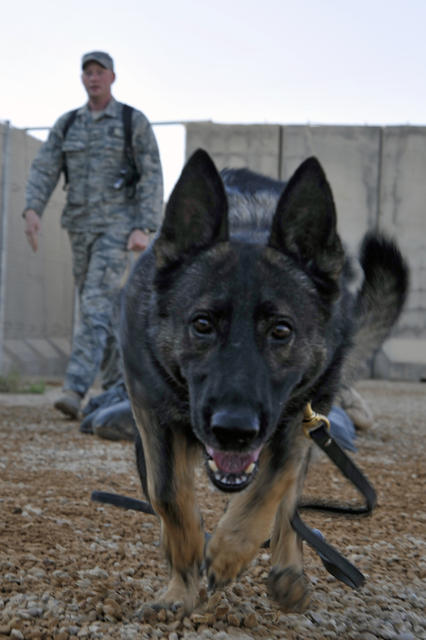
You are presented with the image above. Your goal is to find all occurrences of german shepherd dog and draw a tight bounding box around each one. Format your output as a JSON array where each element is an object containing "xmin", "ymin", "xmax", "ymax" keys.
[{"xmin": 120, "ymin": 149, "xmax": 408, "ymax": 613}]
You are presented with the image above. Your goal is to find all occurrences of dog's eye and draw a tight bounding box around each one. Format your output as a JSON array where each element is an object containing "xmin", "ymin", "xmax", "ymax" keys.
[
  {"xmin": 191, "ymin": 314, "xmax": 214, "ymax": 336},
  {"xmin": 270, "ymin": 321, "xmax": 292, "ymax": 341}
]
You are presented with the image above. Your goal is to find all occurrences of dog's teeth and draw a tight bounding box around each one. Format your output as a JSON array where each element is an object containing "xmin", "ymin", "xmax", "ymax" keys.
[
  {"xmin": 208, "ymin": 459, "xmax": 218, "ymax": 472},
  {"xmin": 244, "ymin": 462, "xmax": 255, "ymax": 474}
]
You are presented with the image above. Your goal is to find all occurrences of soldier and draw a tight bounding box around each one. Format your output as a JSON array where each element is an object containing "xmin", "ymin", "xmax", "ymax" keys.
[{"xmin": 23, "ymin": 51, "xmax": 163, "ymax": 422}]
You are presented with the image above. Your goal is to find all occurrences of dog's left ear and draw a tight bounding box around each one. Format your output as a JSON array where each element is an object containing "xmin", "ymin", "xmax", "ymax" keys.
[
  {"xmin": 268, "ymin": 157, "xmax": 345, "ymax": 298},
  {"xmin": 155, "ymin": 149, "xmax": 229, "ymax": 268}
]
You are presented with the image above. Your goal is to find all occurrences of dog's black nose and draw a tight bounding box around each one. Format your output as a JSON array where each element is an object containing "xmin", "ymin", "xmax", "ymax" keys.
[{"xmin": 211, "ymin": 408, "xmax": 260, "ymax": 448}]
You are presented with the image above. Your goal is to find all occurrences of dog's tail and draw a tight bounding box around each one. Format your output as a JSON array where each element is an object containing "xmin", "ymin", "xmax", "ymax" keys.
[{"xmin": 341, "ymin": 231, "xmax": 409, "ymax": 383}]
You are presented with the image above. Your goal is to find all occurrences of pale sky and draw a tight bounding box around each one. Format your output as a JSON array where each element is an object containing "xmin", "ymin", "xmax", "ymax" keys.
[{"xmin": 1, "ymin": 0, "xmax": 425, "ymax": 196}]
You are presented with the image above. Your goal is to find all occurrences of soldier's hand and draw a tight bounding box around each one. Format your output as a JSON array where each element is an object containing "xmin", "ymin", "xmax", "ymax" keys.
[
  {"xmin": 23, "ymin": 209, "xmax": 41, "ymax": 252},
  {"xmin": 127, "ymin": 229, "xmax": 151, "ymax": 252}
]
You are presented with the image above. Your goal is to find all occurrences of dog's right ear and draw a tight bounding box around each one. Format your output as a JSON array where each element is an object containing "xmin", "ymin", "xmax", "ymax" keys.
[{"xmin": 155, "ymin": 149, "xmax": 229, "ymax": 267}]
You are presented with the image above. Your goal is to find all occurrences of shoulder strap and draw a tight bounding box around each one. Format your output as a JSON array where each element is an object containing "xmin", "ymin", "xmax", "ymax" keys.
[
  {"xmin": 122, "ymin": 104, "xmax": 134, "ymax": 155},
  {"xmin": 121, "ymin": 104, "xmax": 140, "ymax": 198},
  {"xmin": 61, "ymin": 109, "xmax": 78, "ymax": 186},
  {"xmin": 62, "ymin": 109, "xmax": 78, "ymax": 140}
]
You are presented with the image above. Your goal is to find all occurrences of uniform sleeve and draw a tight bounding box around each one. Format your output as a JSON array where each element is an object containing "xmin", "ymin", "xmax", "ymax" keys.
[
  {"xmin": 131, "ymin": 111, "xmax": 164, "ymax": 231},
  {"xmin": 24, "ymin": 114, "xmax": 69, "ymax": 217}
]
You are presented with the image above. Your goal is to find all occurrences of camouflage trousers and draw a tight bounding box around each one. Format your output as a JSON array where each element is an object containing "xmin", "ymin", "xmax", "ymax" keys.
[{"xmin": 64, "ymin": 227, "xmax": 131, "ymax": 397}]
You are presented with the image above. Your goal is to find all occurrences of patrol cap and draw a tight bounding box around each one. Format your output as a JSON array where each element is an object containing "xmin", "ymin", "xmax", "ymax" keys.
[{"xmin": 82, "ymin": 51, "xmax": 114, "ymax": 71}]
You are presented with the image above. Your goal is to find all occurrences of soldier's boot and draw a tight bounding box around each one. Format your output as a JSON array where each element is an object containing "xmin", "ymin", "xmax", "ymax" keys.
[
  {"xmin": 54, "ymin": 390, "xmax": 83, "ymax": 419},
  {"xmin": 92, "ymin": 401, "xmax": 136, "ymax": 441},
  {"xmin": 336, "ymin": 386, "xmax": 374, "ymax": 431}
]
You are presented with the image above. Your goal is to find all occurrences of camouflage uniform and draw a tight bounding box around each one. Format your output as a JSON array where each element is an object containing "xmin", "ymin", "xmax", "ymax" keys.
[{"xmin": 25, "ymin": 97, "xmax": 163, "ymax": 396}]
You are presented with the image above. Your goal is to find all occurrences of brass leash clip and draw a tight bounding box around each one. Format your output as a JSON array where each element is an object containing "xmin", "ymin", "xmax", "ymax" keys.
[{"xmin": 303, "ymin": 402, "xmax": 331, "ymax": 439}]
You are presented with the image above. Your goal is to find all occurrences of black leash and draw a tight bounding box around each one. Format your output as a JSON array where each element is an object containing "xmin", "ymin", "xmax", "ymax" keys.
[
  {"xmin": 290, "ymin": 512, "xmax": 365, "ymax": 588},
  {"xmin": 91, "ymin": 403, "xmax": 377, "ymax": 590},
  {"xmin": 288, "ymin": 403, "xmax": 376, "ymax": 588},
  {"xmin": 92, "ymin": 490, "xmax": 155, "ymax": 515},
  {"xmin": 300, "ymin": 407, "xmax": 376, "ymax": 514}
]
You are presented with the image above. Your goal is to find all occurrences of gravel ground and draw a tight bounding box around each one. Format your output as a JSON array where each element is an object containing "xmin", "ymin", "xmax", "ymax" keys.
[{"xmin": 0, "ymin": 379, "xmax": 425, "ymax": 640}]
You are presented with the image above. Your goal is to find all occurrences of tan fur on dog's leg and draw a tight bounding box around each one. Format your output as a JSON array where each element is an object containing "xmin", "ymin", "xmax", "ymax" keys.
[
  {"xmin": 268, "ymin": 500, "xmax": 312, "ymax": 612},
  {"xmin": 206, "ymin": 444, "xmax": 306, "ymax": 590},
  {"xmin": 138, "ymin": 421, "xmax": 204, "ymax": 613}
]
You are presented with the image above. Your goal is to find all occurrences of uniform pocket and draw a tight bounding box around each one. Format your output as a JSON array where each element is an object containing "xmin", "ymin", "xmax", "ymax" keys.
[
  {"xmin": 63, "ymin": 139, "xmax": 87, "ymax": 205},
  {"xmin": 105, "ymin": 127, "xmax": 125, "ymax": 153}
]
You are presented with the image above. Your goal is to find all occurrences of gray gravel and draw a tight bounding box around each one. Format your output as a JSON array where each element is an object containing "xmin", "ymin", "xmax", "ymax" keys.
[{"xmin": 0, "ymin": 379, "xmax": 425, "ymax": 639}]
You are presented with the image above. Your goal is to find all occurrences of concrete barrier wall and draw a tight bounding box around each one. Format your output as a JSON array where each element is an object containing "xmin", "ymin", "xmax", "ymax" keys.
[
  {"xmin": 0, "ymin": 123, "xmax": 74, "ymax": 377},
  {"xmin": 1, "ymin": 121, "xmax": 425, "ymax": 381},
  {"xmin": 186, "ymin": 122, "xmax": 426, "ymax": 381},
  {"xmin": 279, "ymin": 126, "xmax": 382, "ymax": 251}
]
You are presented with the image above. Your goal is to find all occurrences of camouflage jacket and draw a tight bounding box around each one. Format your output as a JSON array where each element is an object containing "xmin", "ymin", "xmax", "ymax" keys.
[{"xmin": 25, "ymin": 98, "xmax": 163, "ymax": 233}]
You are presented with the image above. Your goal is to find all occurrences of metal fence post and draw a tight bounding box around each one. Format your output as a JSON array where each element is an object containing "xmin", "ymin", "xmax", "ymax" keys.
[{"xmin": 0, "ymin": 121, "xmax": 11, "ymax": 375}]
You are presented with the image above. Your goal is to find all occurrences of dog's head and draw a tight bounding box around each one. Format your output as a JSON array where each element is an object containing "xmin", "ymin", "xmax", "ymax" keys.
[{"xmin": 153, "ymin": 150, "xmax": 345, "ymax": 492}]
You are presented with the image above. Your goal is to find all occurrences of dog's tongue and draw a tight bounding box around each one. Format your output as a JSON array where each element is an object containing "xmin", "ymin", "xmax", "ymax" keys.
[{"xmin": 208, "ymin": 448, "xmax": 260, "ymax": 474}]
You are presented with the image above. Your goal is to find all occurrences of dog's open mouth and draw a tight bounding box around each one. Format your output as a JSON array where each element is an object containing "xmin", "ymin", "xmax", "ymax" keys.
[{"xmin": 205, "ymin": 446, "xmax": 261, "ymax": 492}]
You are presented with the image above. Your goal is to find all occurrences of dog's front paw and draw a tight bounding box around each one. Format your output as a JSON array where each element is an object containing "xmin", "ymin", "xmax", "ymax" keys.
[
  {"xmin": 205, "ymin": 551, "xmax": 240, "ymax": 591},
  {"xmin": 267, "ymin": 566, "xmax": 311, "ymax": 612},
  {"xmin": 139, "ymin": 573, "xmax": 199, "ymax": 616},
  {"xmin": 206, "ymin": 534, "xmax": 257, "ymax": 591},
  {"xmin": 136, "ymin": 600, "xmax": 183, "ymax": 623}
]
